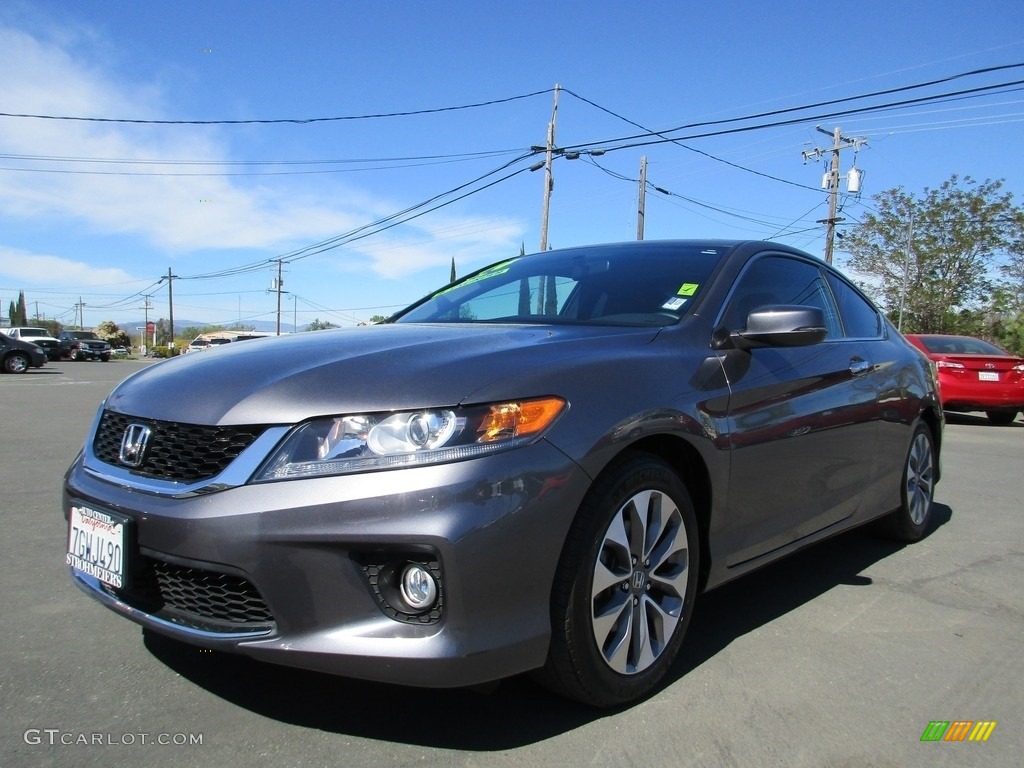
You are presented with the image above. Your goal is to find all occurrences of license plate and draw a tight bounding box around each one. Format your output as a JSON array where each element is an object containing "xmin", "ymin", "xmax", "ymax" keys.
[
  {"xmin": 67, "ymin": 505, "xmax": 129, "ymax": 589},
  {"xmin": 978, "ymin": 371, "xmax": 999, "ymax": 381}
]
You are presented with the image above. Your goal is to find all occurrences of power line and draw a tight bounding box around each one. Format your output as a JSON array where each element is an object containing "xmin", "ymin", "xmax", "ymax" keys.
[
  {"xmin": 0, "ymin": 149, "xmax": 527, "ymax": 177},
  {"xmin": 557, "ymin": 63, "xmax": 1024, "ymax": 152},
  {"xmin": 0, "ymin": 89, "xmax": 555, "ymax": 125},
  {"xmin": 563, "ymin": 89, "xmax": 819, "ymax": 191}
]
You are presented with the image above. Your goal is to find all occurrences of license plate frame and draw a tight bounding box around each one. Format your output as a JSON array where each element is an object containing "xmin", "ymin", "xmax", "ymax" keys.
[{"xmin": 67, "ymin": 504, "xmax": 130, "ymax": 589}]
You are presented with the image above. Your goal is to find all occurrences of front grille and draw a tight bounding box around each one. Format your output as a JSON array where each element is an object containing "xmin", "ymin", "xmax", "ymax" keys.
[
  {"xmin": 104, "ymin": 553, "xmax": 275, "ymax": 634},
  {"xmin": 93, "ymin": 410, "xmax": 269, "ymax": 482}
]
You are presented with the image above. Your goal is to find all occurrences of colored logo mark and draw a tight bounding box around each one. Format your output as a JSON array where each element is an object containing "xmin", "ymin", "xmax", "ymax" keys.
[{"xmin": 921, "ymin": 720, "xmax": 997, "ymax": 742}]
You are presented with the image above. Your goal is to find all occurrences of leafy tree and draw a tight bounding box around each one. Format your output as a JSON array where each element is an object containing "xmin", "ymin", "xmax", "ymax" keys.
[
  {"xmin": 35, "ymin": 319, "xmax": 61, "ymax": 337},
  {"xmin": 368, "ymin": 315, "xmax": 388, "ymax": 324},
  {"xmin": 305, "ymin": 318, "xmax": 339, "ymax": 331},
  {"xmin": 998, "ymin": 213, "xmax": 1024, "ymax": 313},
  {"xmin": 839, "ymin": 175, "xmax": 1020, "ymax": 334},
  {"xmin": 95, "ymin": 320, "xmax": 132, "ymax": 349}
]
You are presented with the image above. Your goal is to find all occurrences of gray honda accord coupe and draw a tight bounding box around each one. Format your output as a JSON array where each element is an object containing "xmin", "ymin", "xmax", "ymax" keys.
[{"xmin": 64, "ymin": 240, "xmax": 942, "ymax": 707}]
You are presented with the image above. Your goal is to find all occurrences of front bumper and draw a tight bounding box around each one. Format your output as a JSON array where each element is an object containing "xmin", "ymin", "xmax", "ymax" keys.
[{"xmin": 64, "ymin": 441, "xmax": 589, "ymax": 688}]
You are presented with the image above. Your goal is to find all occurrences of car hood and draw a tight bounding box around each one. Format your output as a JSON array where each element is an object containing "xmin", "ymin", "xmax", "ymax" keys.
[{"xmin": 105, "ymin": 323, "xmax": 661, "ymax": 425}]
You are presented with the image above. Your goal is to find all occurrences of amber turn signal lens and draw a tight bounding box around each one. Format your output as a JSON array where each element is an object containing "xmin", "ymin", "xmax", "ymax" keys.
[{"xmin": 478, "ymin": 397, "xmax": 566, "ymax": 442}]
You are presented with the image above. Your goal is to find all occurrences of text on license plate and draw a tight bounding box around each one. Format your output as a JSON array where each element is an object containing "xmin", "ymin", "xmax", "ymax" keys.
[
  {"xmin": 978, "ymin": 371, "xmax": 999, "ymax": 381},
  {"xmin": 67, "ymin": 505, "xmax": 127, "ymax": 588}
]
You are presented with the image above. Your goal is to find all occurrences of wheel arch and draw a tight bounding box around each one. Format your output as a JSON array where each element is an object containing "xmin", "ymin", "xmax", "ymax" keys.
[
  {"xmin": 593, "ymin": 434, "xmax": 714, "ymax": 593},
  {"xmin": 917, "ymin": 406, "xmax": 943, "ymax": 484}
]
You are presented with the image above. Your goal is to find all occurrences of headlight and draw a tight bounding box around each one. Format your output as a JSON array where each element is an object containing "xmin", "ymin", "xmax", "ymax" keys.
[{"xmin": 254, "ymin": 397, "xmax": 566, "ymax": 481}]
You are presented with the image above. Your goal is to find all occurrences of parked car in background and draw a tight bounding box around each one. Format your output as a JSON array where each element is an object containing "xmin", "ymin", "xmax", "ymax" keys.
[
  {"xmin": 58, "ymin": 330, "xmax": 112, "ymax": 362},
  {"xmin": 1, "ymin": 333, "xmax": 47, "ymax": 373},
  {"xmin": 65, "ymin": 240, "xmax": 943, "ymax": 707},
  {"xmin": 2, "ymin": 326, "xmax": 62, "ymax": 361},
  {"xmin": 185, "ymin": 331, "xmax": 280, "ymax": 353},
  {"xmin": 905, "ymin": 334, "xmax": 1023, "ymax": 425},
  {"xmin": 111, "ymin": 347, "xmax": 131, "ymax": 358}
]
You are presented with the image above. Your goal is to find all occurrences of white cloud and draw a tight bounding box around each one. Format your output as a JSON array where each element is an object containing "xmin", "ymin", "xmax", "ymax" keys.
[
  {"xmin": 0, "ymin": 245, "xmax": 137, "ymax": 287},
  {"xmin": 0, "ymin": 23, "xmax": 523, "ymax": 270}
]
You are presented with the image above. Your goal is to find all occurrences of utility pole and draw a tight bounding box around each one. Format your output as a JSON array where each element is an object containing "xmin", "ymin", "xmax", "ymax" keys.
[
  {"xmin": 534, "ymin": 84, "xmax": 560, "ymax": 316},
  {"xmin": 275, "ymin": 259, "xmax": 284, "ymax": 336},
  {"xmin": 802, "ymin": 126, "xmax": 866, "ymax": 264},
  {"xmin": 898, "ymin": 210, "xmax": 914, "ymax": 331},
  {"xmin": 637, "ymin": 156, "xmax": 648, "ymax": 240},
  {"xmin": 539, "ymin": 84, "xmax": 560, "ymax": 253},
  {"xmin": 159, "ymin": 268, "xmax": 178, "ymax": 348},
  {"xmin": 139, "ymin": 295, "xmax": 152, "ymax": 354}
]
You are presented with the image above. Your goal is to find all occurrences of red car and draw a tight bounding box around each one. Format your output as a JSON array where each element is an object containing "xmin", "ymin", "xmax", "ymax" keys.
[{"xmin": 906, "ymin": 334, "xmax": 1024, "ymax": 425}]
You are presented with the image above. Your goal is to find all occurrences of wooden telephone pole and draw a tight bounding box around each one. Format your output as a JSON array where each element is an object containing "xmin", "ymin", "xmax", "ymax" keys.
[
  {"xmin": 637, "ymin": 156, "xmax": 648, "ymax": 240},
  {"xmin": 802, "ymin": 126, "xmax": 866, "ymax": 264}
]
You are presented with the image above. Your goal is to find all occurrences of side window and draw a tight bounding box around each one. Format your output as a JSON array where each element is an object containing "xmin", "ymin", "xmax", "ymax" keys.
[
  {"xmin": 720, "ymin": 255, "xmax": 841, "ymax": 339},
  {"xmin": 827, "ymin": 273, "xmax": 882, "ymax": 338}
]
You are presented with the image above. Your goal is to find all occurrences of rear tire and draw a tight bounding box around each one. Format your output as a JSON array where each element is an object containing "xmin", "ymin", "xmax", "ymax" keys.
[
  {"xmin": 985, "ymin": 409, "xmax": 1018, "ymax": 426},
  {"xmin": 876, "ymin": 422, "xmax": 936, "ymax": 542},
  {"xmin": 535, "ymin": 452, "xmax": 699, "ymax": 707}
]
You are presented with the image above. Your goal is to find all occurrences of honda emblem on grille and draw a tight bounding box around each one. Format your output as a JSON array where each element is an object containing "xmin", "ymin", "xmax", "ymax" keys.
[{"xmin": 119, "ymin": 423, "xmax": 152, "ymax": 468}]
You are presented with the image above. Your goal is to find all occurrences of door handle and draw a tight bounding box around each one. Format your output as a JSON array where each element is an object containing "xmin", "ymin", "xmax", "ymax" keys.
[{"xmin": 849, "ymin": 358, "xmax": 871, "ymax": 375}]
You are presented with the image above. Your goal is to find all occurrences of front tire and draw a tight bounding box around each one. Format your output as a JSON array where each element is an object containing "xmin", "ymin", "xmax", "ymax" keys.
[
  {"xmin": 4, "ymin": 352, "xmax": 30, "ymax": 373},
  {"xmin": 536, "ymin": 452, "xmax": 699, "ymax": 707}
]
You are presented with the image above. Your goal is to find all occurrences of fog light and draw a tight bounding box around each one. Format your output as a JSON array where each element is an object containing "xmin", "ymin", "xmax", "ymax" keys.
[{"xmin": 400, "ymin": 563, "xmax": 438, "ymax": 611}]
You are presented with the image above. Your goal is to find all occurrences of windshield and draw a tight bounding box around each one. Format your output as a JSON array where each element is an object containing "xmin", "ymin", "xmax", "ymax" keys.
[
  {"xmin": 917, "ymin": 336, "xmax": 1009, "ymax": 356},
  {"xmin": 21, "ymin": 328, "xmax": 48, "ymax": 337},
  {"xmin": 394, "ymin": 243, "xmax": 725, "ymax": 326}
]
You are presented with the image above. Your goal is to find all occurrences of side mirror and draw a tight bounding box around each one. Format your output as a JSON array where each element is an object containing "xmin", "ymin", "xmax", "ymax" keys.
[{"xmin": 727, "ymin": 305, "xmax": 827, "ymax": 351}]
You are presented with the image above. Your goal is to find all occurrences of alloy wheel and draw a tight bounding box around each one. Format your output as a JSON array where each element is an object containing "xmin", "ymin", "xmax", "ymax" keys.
[
  {"xmin": 904, "ymin": 430, "xmax": 935, "ymax": 526},
  {"xmin": 590, "ymin": 488, "xmax": 690, "ymax": 675}
]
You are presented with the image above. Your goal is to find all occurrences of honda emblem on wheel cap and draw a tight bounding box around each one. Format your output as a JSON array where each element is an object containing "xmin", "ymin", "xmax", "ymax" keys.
[{"xmin": 119, "ymin": 423, "xmax": 152, "ymax": 468}]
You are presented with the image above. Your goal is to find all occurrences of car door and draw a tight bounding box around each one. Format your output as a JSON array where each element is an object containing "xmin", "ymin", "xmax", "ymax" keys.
[{"xmin": 718, "ymin": 254, "xmax": 879, "ymax": 566}]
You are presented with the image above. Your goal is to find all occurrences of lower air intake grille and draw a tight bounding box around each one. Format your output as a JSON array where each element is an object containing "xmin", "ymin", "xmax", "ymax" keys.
[{"xmin": 105, "ymin": 554, "xmax": 275, "ymax": 634}]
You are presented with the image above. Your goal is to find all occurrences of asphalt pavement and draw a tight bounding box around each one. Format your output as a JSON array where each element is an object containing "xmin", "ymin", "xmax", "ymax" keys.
[{"xmin": 1, "ymin": 359, "xmax": 1020, "ymax": 767}]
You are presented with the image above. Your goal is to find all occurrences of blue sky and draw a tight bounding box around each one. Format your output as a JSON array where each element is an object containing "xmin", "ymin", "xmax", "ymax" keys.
[{"xmin": 2, "ymin": 0, "xmax": 1023, "ymax": 333}]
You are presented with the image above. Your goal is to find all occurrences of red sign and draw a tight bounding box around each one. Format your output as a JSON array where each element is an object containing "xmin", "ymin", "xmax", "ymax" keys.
[{"xmin": 145, "ymin": 322, "xmax": 155, "ymax": 334}]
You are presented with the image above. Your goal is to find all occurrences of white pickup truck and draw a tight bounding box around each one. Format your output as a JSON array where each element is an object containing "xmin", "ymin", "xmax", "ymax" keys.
[{"xmin": 2, "ymin": 327, "xmax": 63, "ymax": 361}]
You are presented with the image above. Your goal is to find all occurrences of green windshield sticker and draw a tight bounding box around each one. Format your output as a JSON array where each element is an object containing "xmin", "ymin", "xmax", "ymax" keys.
[
  {"xmin": 432, "ymin": 258, "xmax": 516, "ymax": 297},
  {"xmin": 459, "ymin": 259, "xmax": 515, "ymax": 287},
  {"xmin": 677, "ymin": 283, "xmax": 699, "ymax": 297}
]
